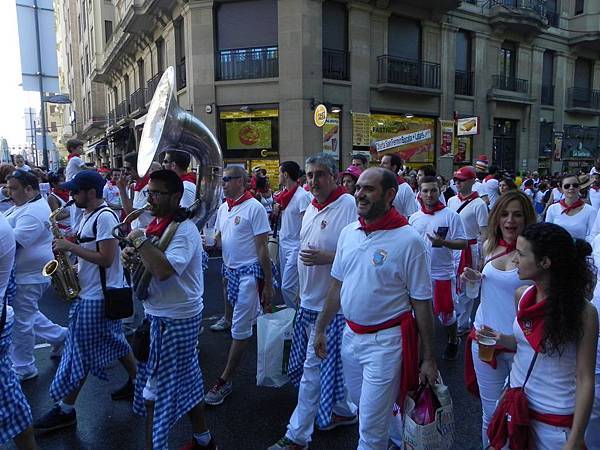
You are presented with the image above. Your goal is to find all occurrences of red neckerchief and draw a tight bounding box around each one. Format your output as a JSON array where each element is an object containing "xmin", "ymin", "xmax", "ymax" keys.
[
  {"xmin": 517, "ymin": 285, "xmax": 546, "ymax": 352},
  {"xmin": 273, "ymin": 183, "xmax": 299, "ymax": 210},
  {"xmin": 145, "ymin": 214, "xmax": 176, "ymax": 238},
  {"xmin": 420, "ymin": 199, "xmax": 445, "ymax": 215},
  {"xmin": 484, "ymin": 175, "xmax": 494, "ymax": 182},
  {"xmin": 498, "ymin": 238, "xmax": 516, "ymax": 253},
  {"xmin": 457, "ymin": 191, "xmax": 479, "ymax": 202},
  {"xmin": 358, "ymin": 207, "xmax": 408, "ymax": 232},
  {"xmin": 592, "ymin": 185, "xmax": 600, "ymax": 192},
  {"xmin": 396, "ymin": 175, "xmax": 406, "ymax": 185},
  {"xmin": 133, "ymin": 174, "xmax": 150, "ymax": 192},
  {"xmin": 303, "ymin": 184, "xmax": 310, "ymax": 191},
  {"xmin": 67, "ymin": 153, "xmax": 80, "ymax": 161},
  {"xmin": 52, "ymin": 188, "xmax": 70, "ymax": 203},
  {"xmin": 226, "ymin": 190, "xmax": 253, "ymax": 211},
  {"xmin": 180, "ymin": 172, "xmax": 196, "ymax": 184},
  {"xmin": 559, "ymin": 199, "xmax": 584, "ymax": 214},
  {"xmin": 311, "ymin": 185, "xmax": 346, "ymax": 211}
]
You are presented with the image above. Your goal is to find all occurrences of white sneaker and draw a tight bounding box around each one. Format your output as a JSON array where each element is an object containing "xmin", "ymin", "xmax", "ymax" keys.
[{"xmin": 209, "ymin": 316, "xmax": 231, "ymax": 332}]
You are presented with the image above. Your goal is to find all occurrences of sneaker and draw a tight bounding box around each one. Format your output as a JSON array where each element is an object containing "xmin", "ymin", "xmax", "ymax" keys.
[
  {"xmin": 442, "ymin": 340, "xmax": 459, "ymax": 361},
  {"xmin": 111, "ymin": 378, "xmax": 134, "ymax": 401},
  {"xmin": 50, "ymin": 342, "xmax": 64, "ymax": 359},
  {"xmin": 209, "ymin": 317, "xmax": 231, "ymax": 332},
  {"xmin": 267, "ymin": 437, "xmax": 307, "ymax": 450},
  {"xmin": 16, "ymin": 367, "xmax": 39, "ymax": 382},
  {"xmin": 33, "ymin": 404, "xmax": 77, "ymax": 432},
  {"xmin": 315, "ymin": 413, "xmax": 358, "ymax": 431},
  {"xmin": 204, "ymin": 378, "xmax": 232, "ymax": 406},
  {"xmin": 179, "ymin": 438, "xmax": 218, "ymax": 450}
]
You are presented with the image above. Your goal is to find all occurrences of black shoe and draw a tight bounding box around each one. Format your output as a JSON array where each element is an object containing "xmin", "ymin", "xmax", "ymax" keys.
[
  {"xmin": 111, "ymin": 379, "xmax": 134, "ymax": 401},
  {"xmin": 442, "ymin": 341, "xmax": 459, "ymax": 361},
  {"xmin": 179, "ymin": 437, "xmax": 218, "ymax": 450},
  {"xmin": 33, "ymin": 404, "xmax": 76, "ymax": 432}
]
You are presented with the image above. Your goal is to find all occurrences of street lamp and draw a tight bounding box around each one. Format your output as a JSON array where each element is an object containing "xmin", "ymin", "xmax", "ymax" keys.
[{"xmin": 39, "ymin": 93, "xmax": 72, "ymax": 168}]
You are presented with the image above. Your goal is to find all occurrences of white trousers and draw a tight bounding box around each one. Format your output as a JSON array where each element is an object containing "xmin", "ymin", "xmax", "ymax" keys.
[
  {"xmin": 286, "ymin": 321, "xmax": 356, "ymax": 446},
  {"xmin": 10, "ymin": 282, "xmax": 67, "ymax": 375},
  {"xmin": 529, "ymin": 419, "xmax": 570, "ymax": 449},
  {"xmin": 455, "ymin": 243, "xmax": 479, "ymax": 331},
  {"xmin": 471, "ymin": 342, "xmax": 513, "ymax": 448},
  {"xmin": 585, "ymin": 372, "xmax": 600, "ymax": 449},
  {"xmin": 231, "ymin": 274, "xmax": 260, "ymax": 340},
  {"xmin": 279, "ymin": 245, "xmax": 300, "ymax": 309},
  {"xmin": 342, "ymin": 325, "xmax": 402, "ymax": 450}
]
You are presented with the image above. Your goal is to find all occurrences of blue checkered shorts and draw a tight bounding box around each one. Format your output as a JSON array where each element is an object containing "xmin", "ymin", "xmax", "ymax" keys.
[
  {"xmin": 49, "ymin": 297, "xmax": 132, "ymax": 401},
  {"xmin": 133, "ymin": 313, "xmax": 204, "ymax": 450},
  {"xmin": 0, "ymin": 318, "xmax": 32, "ymax": 444},
  {"xmin": 287, "ymin": 308, "xmax": 346, "ymax": 428},
  {"xmin": 222, "ymin": 262, "xmax": 279, "ymax": 306},
  {"xmin": 4, "ymin": 267, "xmax": 16, "ymax": 306}
]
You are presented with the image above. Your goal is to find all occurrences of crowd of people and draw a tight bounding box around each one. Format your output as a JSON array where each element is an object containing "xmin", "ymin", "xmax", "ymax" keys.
[{"xmin": 0, "ymin": 140, "xmax": 599, "ymax": 450}]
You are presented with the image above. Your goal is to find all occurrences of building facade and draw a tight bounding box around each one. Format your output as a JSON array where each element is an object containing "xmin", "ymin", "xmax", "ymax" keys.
[{"xmin": 58, "ymin": 0, "xmax": 600, "ymax": 178}]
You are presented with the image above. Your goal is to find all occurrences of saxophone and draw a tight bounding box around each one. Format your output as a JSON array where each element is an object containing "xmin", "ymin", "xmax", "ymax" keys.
[{"xmin": 42, "ymin": 200, "xmax": 81, "ymax": 301}]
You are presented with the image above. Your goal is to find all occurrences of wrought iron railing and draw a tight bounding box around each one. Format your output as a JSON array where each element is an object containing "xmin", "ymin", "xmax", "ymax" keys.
[
  {"xmin": 323, "ymin": 48, "xmax": 350, "ymax": 80},
  {"xmin": 567, "ymin": 87, "xmax": 600, "ymax": 110},
  {"xmin": 115, "ymin": 101, "xmax": 129, "ymax": 122},
  {"xmin": 146, "ymin": 72, "xmax": 163, "ymax": 103},
  {"xmin": 455, "ymin": 70, "xmax": 474, "ymax": 96},
  {"xmin": 541, "ymin": 84, "xmax": 554, "ymax": 105},
  {"xmin": 377, "ymin": 55, "xmax": 441, "ymax": 89},
  {"xmin": 492, "ymin": 74, "xmax": 529, "ymax": 93},
  {"xmin": 130, "ymin": 88, "xmax": 145, "ymax": 111},
  {"xmin": 216, "ymin": 46, "xmax": 279, "ymax": 81},
  {"xmin": 488, "ymin": 0, "xmax": 547, "ymax": 17}
]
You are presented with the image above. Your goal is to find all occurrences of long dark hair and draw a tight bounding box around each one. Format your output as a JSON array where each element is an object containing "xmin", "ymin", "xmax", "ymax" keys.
[{"xmin": 521, "ymin": 223, "xmax": 595, "ymax": 355}]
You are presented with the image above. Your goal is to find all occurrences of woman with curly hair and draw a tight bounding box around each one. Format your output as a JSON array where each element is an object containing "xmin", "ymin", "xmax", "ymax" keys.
[
  {"xmin": 462, "ymin": 190, "xmax": 536, "ymax": 446},
  {"xmin": 484, "ymin": 222, "xmax": 598, "ymax": 449}
]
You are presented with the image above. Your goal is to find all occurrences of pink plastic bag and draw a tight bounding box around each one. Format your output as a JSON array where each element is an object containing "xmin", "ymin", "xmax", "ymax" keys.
[{"xmin": 410, "ymin": 384, "xmax": 440, "ymax": 426}]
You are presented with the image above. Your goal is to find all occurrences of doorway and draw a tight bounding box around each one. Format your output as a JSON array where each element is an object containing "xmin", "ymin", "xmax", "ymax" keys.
[{"xmin": 493, "ymin": 119, "xmax": 518, "ymax": 174}]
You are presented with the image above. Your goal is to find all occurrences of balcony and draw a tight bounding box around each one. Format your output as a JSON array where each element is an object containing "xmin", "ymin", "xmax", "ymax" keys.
[
  {"xmin": 82, "ymin": 116, "xmax": 107, "ymax": 135},
  {"xmin": 323, "ymin": 48, "xmax": 349, "ymax": 81},
  {"xmin": 488, "ymin": 0, "xmax": 550, "ymax": 36},
  {"xmin": 146, "ymin": 72, "xmax": 162, "ymax": 105},
  {"xmin": 129, "ymin": 89, "xmax": 146, "ymax": 116},
  {"xmin": 566, "ymin": 87, "xmax": 600, "ymax": 115},
  {"xmin": 541, "ymin": 85, "xmax": 554, "ymax": 106},
  {"xmin": 177, "ymin": 60, "xmax": 187, "ymax": 90},
  {"xmin": 376, "ymin": 56, "xmax": 441, "ymax": 95},
  {"xmin": 488, "ymin": 75, "xmax": 534, "ymax": 104},
  {"xmin": 216, "ymin": 46, "xmax": 279, "ymax": 81},
  {"xmin": 398, "ymin": 0, "xmax": 460, "ymax": 14},
  {"xmin": 115, "ymin": 101, "xmax": 130, "ymax": 123},
  {"xmin": 108, "ymin": 109, "xmax": 116, "ymax": 128},
  {"xmin": 455, "ymin": 70, "xmax": 474, "ymax": 96}
]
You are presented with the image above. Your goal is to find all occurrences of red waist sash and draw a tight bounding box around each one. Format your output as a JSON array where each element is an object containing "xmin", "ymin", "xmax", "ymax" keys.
[{"xmin": 456, "ymin": 239, "xmax": 478, "ymax": 294}]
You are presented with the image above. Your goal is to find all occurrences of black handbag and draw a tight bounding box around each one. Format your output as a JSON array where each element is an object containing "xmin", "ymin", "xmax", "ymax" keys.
[{"xmin": 131, "ymin": 319, "xmax": 151, "ymax": 362}]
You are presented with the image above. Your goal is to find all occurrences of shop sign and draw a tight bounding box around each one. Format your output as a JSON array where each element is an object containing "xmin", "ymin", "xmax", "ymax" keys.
[
  {"xmin": 439, "ymin": 120, "xmax": 455, "ymax": 158},
  {"xmin": 323, "ymin": 113, "xmax": 340, "ymax": 157},
  {"xmin": 456, "ymin": 116, "xmax": 479, "ymax": 136},
  {"xmin": 351, "ymin": 112, "xmax": 370, "ymax": 147},
  {"xmin": 314, "ymin": 104, "xmax": 327, "ymax": 127},
  {"xmin": 553, "ymin": 131, "xmax": 564, "ymax": 161},
  {"xmin": 369, "ymin": 114, "xmax": 435, "ymax": 163}
]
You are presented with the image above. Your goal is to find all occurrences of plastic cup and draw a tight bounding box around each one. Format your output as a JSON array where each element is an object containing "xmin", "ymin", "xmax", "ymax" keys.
[
  {"xmin": 203, "ymin": 227, "xmax": 216, "ymax": 247},
  {"xmin": 478, "ymin": 336, "xmax": 497, "ymax": 362},
  {"xmin": 465, "ymin": 279, "xmax": 481, "ymax": 299}
]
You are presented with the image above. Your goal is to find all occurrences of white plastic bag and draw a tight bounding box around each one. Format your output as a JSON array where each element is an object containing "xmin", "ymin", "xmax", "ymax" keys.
[{"xmin": 256, "ymin": 307, "xmax": 295, "ymax": 387}]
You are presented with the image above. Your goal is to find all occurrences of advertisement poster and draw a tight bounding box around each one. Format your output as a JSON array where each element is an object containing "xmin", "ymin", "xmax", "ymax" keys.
[
  {"xmin": 323, "ymin": 114, "xmax": 340, "ymax": 157},
  {"xmin": 553, "ymin": 131, "xmax": 564, "ymax": 161},
  {"xmin": 226, "ymin": 120, "xmax": 272, "ymax": 150},
  {"xmin": 352, "ymin": 112, "xmax": 370, "ymax": 147},
  {"xmin": 439, "ymin": 120, "xmax": 455, "ymax": 157},
  {"xmin": 250, "ymin": 159, "xmax": 280, "ymax": 184},
  {"xmin": 456, "ymin": 116, "xmax": 480, "ymax": 136},
  {"xmin": 453, "ymin": 136, "xmax": 472, "ymax": 164},
  {"xmin": 369, "ymin": 114, "xmax": 435, "ymax": 163}
]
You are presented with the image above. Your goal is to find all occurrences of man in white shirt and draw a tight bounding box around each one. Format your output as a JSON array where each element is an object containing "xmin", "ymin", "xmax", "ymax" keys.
[
  {"xmin": 102, "ymin": 170, "xmax": 122, "ymax": 212},
  {"xmin": 379, "ymin": 153, "xmax": 418, "ymax": 217},
  {"xmin": 161, "ymin": 150, "xmax": 197, "ymax": 209},
  {"xmin": 117, "ymin": 152, "xmax": 158, "ymax": 231},
  {"xmin": 269, "ymin": 154, "xmax": 357, "ymax": 450},
  {"xmin": 64, "ymin": 139, "xmax": 86, "ymax": 182},
  {"xmin": 473, "ymin": 155, "xmax": 490, "ymax": 206},
  {"xmin": 14, "ymin": 155, "xmax": 31, "ymax": 172},
  {"xmin": 123, "ymin": 170, "xmax": 217, "ymax": 450},
  {"xmin": 34, "ymin": 171, "xmax": 137, "ymax": 433},
  {"xmin": 484, "ymin": 165, "xmax": 500, "ymax": 209},
  {"xmin": 314, "ymin": 167, "xmax": 437, "ymax": 449},
  {"xmin": 447, "ymin": 166, "xmax": 489, "ymax": 335},
  {"xmin": 205, "ymin": 165, "xmax": 274, "ymax": 406},
  {"xmin": 272, "ymin": 161, "xmax": 311, "ymax": 309},
  {"xmin": 4, "ymin": 169, "xmax": 67, "ymax": 381},
  {"xmin": 410, "ymin": 176, "xmax": 467, "ymax": 361}
]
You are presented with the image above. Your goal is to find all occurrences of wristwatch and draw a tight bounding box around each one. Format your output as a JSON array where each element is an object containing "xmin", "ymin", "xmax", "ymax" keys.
[{"xmin": 132, "ymin": 235, "xmax": 148, "ymax": 250}]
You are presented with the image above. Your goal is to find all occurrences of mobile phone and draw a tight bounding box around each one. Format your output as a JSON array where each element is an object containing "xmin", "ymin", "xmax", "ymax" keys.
[{"xmin": 432, "ymin": 226, "xmax": 449, "ymax": 247}]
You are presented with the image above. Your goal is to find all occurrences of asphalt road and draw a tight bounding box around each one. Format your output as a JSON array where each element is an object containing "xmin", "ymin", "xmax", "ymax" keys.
[{"xmin": 4, "ymin": 258, "xmax": 482, "ymax": 450}]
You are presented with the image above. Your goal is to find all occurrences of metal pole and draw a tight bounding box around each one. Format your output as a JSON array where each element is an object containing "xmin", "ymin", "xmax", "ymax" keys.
[{"xmin": 33, "ymin": 0, "xmax": 48, "ymax": 168}]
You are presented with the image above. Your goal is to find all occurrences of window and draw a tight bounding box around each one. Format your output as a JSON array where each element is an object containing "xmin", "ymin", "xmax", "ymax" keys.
[
  {"xmin": 322, "ymin": 1, "xmax": 348, "ymax": 80},
  {"xmin": 174, "ymin": 18, "xmax": 186, "ymax": 89},
  {"xmin": 575, "ymin": 58, "xmax": 593, "ymax": 90},
  {"xmin": 216, "ymin": 0, "xmax": 277, "ymax": 51},
  {"xmin": 455, "ymin": 30, "xmax": 472, "ymax": 95},
  {"xmin": 50, "ymin": 122, "xmax": 57, "ymax": 132},
  {"xmin": 137, "ymin": 59, "xmax": 145, "ymax": 90},
  {"xmin": 124, "ymin": 74, "xmax": 130, "ymax": 101},
  {"xmin": 575, "ymin": 0, "xmax": 584, "ymax": 15},
  {"xmin": 499, "ymin": 41, "xmax": 517, "ymax": 78},
  {"xmin": 156, "ymin": 38, "xmax": 165, "ymax": 74},
  {"xmin": 87, "ymin": 92, "xmax": 91, "ymax": 120},
  {"xmin": 541, "ymin": 50, "xmax": 555, "ymax": 105},
  {"xmin": 388, "ymin": 15, "xmax": 421, "ymax": 60},
  {"xmin": 104, "ymin": 20, "xmax": 112, "ymax": 43},
  {"xmin": 49, "ymin": 105, "xmax": 56, "ymax": 114}
]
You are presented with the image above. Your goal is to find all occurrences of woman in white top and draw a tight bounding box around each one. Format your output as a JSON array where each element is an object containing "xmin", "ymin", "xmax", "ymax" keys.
[
  {"xmin": 484, "ymin": 223, "xmax": 597, "ymax": 449},
  {"xmin": 545, "ymin": 175, "xmax": 597, "ymax": 242},
  {"xmin": 462, "ymin": 191, "xmax": 536, "ymax": 447},
  {"xmin": 586, "ymin": 234, "xmax": 600, "ymax": 448}
]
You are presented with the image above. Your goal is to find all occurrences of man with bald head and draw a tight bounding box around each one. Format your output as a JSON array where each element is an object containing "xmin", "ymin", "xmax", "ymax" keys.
[
  {"xmin": 314, "ymin": 167, "xmax": 437, "ymax": 449},
  {"xmin": 205, "ymin": 165, "xmax": 274, "ymax": 406}
]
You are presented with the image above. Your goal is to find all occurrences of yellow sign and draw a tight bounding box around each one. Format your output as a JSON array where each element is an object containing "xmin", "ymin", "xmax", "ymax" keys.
[
  {"xmin": 352, "ymin": 112, "xmax": 371, "ymax": 147},
  {"xmin": 314, "ymin": 104, "xmax": 328, "ymax": 128},
  {"xmin": 370, "ymin": 114, "xmax": 435, "ymax": 163},
  {"xmin": 220, "ymin": 109, "xmax": 279, "ymax": 120},
  {"xmin": 250, "ymin": 159, "xmax": 280, "ymax": 184}
]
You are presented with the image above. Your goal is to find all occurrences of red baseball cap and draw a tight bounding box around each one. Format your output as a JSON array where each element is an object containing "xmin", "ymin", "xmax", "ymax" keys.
[
  {"xmin": 341, "ymin": 165, "xmax": 362, "ymax": 181},
  {"xmin": 454, "ymin": 166, "xmax": 477, "ymax": 181}
]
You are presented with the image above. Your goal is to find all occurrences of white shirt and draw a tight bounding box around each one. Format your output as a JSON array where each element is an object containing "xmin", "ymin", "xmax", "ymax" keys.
[
  {"xmin": 4, "ymin": 195, "xmax": 54, "ymax": 284},
  {"xmin": 484, "ymin": 178, "xmax": 500, "ymax": 209},
  {"xmin": 409, "ymin": 207, "xmax": 466, "ymax": 279},
  {"xmin": 591, "ymin": 235, "xmax": 600, "ymax": 376},
  {"xmin": 279, "ymin": 186, "xmax": 311, "ymax": 249},
  {"xmin": 551, "ymin": 187, "xmax": 563, "ymax": 203},
  {"xmin": 298, "ymin": 193, "xmax": 356, "ymax": 312},
  {"xmin": 0, "ymin": 214, "xmax": 16, "ymax": 300},
  {"xmin": 144, "ymin": 220, "xmax": 204, "ymax": 319},
  {"xmin": 181, "ymin": 180, "xmax": 196, "ymax": 209},
  {"xmin": 216, "ymin": 197, "xmax": 271, "ymax": 269},
  {"xmin": 393, "ymin": 182, "xmax": 418, "ymax": 217},
  {"xmin": 546, "ymin": 202, "xmax": 597, "ymax": 242},
  {"xmin": 103, "ymin": 183, "xmax": 121, "ymax": 208},
  {"xmin": 131, "ymin": 184, "xmax": 152, "ymax": 230},
  {"xmin": 65, "ymin": 156, "xmax": 86, "ymax": 181},
  {"xmin": 76, "ymin": 205, "xmax": 127, "ymax": 299},
  {"xmin": 473, "ymin": 180, "xmax": 488, "ymax": 199},
  {"xmin": 331, "ymin": 221, "xmax": 432, "ymax": 326},
  {"xmin": 16, "ymin": 164, "xmax": 31, "ymax": 172},
  {"xmin": 589, "ymin": 187, "xmax": 600, "ymax": 211},
  {"xmin": 447, "ymin": 195, "xmax": 488, "ymax": 240}
]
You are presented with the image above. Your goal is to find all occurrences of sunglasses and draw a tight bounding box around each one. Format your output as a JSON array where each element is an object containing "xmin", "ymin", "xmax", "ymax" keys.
[
  {"xmin": 147, "ymin": 190, "xmax": 172, "ymax": 198},
  {"xmin": 222, "ymin": 176, "xmax": 242, "ymax": 183},
  {"xmin": 563, "ymin": 183, "xmax": 580, "ymax": 189},
  {"xmin": 162, "ymin": 159, "xmax": 172, "ymax": 164}
]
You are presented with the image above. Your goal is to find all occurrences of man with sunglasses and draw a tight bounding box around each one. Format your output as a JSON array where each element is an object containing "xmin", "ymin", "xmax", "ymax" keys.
[
  {"xmin": 117, "ymin": 152, "xmax": 155, "ymax": 232},
  {"xmin": 161, "ymin": 150, "xmax": 197, "ymax": 208},
  {"xmin": 205, "ymin": 165, "xmax": 274, "ymax": 406},
  {"xmin": 447, "ymin": 166, "xmax": 488, "ymax": 335},
  {"xmin": 4, "ymin": 169, "xmax": 67, "ymax": 381},
  {"xmin": 34, "ymin": 171, "xmax": 137, "ymax": 433}
]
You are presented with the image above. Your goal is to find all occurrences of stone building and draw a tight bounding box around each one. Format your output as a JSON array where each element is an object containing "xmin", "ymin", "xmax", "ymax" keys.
[{"xmin": 58, "ymin": 0, "xmax": 600, "ymax": 178}]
